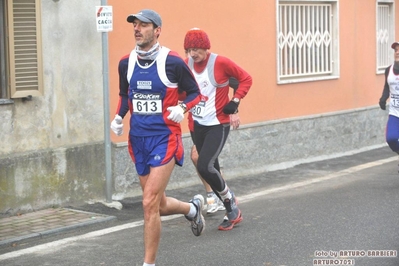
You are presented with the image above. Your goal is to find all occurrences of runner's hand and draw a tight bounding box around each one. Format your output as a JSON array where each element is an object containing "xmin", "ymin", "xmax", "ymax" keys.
[
  {"xmin": 111, "ymin": 115, "xmax": 123, "ymax": 136},
  {"xmin": 379, "ymin": 99, "xmax": 386, "ymax": 110},
  {"xmin": 167, "ymin": 105, "xmax": 185, "ymax": 123},
  {"xmin": 230, "ymin": 114, "xmax": 240, "ymax": 130},
  {"xmin": 223, "ymin": 101, "xmax": 239, "ymax": 114}
]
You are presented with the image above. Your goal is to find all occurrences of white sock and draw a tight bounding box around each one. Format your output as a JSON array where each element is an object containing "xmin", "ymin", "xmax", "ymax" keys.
[
  {"xmin": 143, "ymin": 263, "xmax": 155, "ymax": 266},
  {"xmin": 219, "ymin": 186, "xmax": 232, "ymax": 201},
  {"xmin": 186, "ymin": 202, "xmax": 197, "ymax": 218}
]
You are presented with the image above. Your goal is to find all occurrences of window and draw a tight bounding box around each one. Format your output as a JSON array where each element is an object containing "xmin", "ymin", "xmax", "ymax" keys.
[
  {"xmin": 277, "ymin": 0, "xmax": 339, "ymax": 84},
  {"xmin": 376, "ymin": 0, "xmax": 394, "ymax": 74},
  {"xmin": 0, "ymin": 0, "xmax": 43, "ymax": 100}
]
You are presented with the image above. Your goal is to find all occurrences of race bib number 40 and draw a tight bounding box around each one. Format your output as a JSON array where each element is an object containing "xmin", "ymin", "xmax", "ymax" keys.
[{"xmin": 132, "ymin": 93, "xmax": 162, "ymax": 115}]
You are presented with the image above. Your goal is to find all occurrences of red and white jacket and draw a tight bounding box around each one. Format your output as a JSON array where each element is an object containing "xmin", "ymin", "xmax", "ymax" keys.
[{"xmin": 185, "ymin": 52, "xmax": 252, "ymax": 129}]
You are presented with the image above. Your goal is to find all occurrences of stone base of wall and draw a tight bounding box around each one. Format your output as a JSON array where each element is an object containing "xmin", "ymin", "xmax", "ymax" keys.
[
  {"xmin": 112, "ymin": 106, "xmax": 388, "ymax": 199},
  {"xmin": 0, "ymin": 143, "xmax": 106, "ymax": 215},
  {"xmin": 0, "ymin": 107, "xmax": 389, "ymax": 214}
]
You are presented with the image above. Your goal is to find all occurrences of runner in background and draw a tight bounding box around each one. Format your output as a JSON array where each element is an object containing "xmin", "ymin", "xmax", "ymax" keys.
[{"xmin": 183, "ymin": 28, "xmax": 252, "ymax": 230}]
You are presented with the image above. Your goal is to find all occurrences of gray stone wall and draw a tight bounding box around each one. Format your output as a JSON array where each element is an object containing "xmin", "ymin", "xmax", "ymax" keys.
[
  {"xmin": 111, "ymin": 106, "xmax": 389, "ymax": 200},
  {"xmin": 0, "ymin": 143, "xmax": 105, "ymax": 214}
]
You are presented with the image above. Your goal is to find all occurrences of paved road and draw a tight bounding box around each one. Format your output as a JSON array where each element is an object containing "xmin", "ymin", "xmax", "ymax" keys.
[{"xmin": 1, "ymin": 147, "xmax": 399, "ymax": 266}]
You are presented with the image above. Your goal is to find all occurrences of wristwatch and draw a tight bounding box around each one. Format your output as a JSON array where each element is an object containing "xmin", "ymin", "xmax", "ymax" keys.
[
  {"xmin": 232, "ymin": 98, "xmax": 240, "ymax": 103},
  {"xmin": 179, "ymin": 103, "xmax": 188, "ymax": 113}
]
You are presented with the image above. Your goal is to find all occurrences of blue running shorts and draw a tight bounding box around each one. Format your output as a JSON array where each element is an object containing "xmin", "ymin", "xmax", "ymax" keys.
[
  {"xmin": 128, "ymin": 134, "xmax": 184, "ymax": 176},
  {"xmin": 386, "ymin": 114, "xmax": 399, "ymax": 153}
]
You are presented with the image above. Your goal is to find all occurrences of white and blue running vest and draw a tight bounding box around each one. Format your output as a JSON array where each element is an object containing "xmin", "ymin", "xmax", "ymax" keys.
[
  {"xmin": 388, "ymin": 65, "xmax": 399, "ymax": 118},
  {"xmin": 126, "ymin": 46, "xmax": 179, "ymax": 136}
]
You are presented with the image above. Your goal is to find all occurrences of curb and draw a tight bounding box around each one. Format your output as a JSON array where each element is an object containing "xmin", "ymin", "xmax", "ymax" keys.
[{"xmin": 0, "ymin": 215, "xmax": 116, "ymax": 248}]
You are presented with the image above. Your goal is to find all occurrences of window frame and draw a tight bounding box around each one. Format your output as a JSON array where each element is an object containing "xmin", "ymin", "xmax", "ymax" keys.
[
  {"xmin": 276, "ymin": 0, "xmax": 340, "ymax": 84},
  {"xmin": 376, "ymin": 0, "xmax": 395, "ymax": 74}
]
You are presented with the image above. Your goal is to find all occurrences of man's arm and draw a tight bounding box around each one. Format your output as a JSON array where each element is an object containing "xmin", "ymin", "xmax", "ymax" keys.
[
  {"xmin": 215, "ymin": 56, "xmax": 252, "ymax": 100},
  {"xmin": 115, "ymin": 55, "xmax": 131, "ymax": 118},
  {"xmin": 166, "ymin": 53, "xmax": 201, "ymax": 109},
  {"xmin": 379, "ymin": 66, "xmax": 390, "ymax": 110}
]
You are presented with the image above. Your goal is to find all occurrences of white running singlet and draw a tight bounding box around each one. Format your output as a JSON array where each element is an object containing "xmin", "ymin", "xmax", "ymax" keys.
[
  {"xmin": 388, "ymin": 65, "xmax": 399, "ymax": 118},
  {"xmin": 188, "ymin": 53, "xmax": 228, "ymax": 126}
]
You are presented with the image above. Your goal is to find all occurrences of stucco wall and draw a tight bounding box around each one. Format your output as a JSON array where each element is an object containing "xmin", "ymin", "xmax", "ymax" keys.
[
  {"xmin": 108, "ymin": 0, "xmax": 394, "ymax": 145},
  {"xmin": 0, "ymin": 0, "xmax": 105, "ymax": 213},
  {"xmin": 0, "ymin": 0, "xmax": 104, "ymax": 155}
]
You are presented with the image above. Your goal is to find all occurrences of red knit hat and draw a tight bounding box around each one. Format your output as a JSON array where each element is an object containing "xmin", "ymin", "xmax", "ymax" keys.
[{"xmin": 184, "ymin": 28, "xmax": 211, "ymax": 50}]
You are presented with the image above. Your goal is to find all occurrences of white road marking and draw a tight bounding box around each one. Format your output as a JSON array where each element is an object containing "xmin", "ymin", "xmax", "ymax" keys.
[
  {"xmin": 0, "ymin": 215, "xmax": 181, "ymax": 261},
  {"xmin": 239, "ymin": 156, "xmax": 398, "ymax": 203},
  {"xmin": 0, "ymin": 156, "xmax": 396, "ymax": 261}
]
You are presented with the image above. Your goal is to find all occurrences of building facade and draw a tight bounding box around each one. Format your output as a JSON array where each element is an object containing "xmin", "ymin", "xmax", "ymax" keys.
[{"xmin": 0, "ymin": 0, "xmax": 395, "ymax": 214}]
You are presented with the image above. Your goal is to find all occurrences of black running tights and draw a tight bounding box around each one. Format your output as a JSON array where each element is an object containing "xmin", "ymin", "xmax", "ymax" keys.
[{"xmin": 193, "ymin": 123, "xmax": 230, "ymax": 193}]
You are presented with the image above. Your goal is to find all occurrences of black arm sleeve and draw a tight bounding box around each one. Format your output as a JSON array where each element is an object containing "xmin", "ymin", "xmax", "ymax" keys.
[
  {"xmin": 380, "ymin": 66, "xmax": 390, "ymax": 102},
  {"xmin": 116, "ymin": 56, "xmax": 130, "ymax": 118}
]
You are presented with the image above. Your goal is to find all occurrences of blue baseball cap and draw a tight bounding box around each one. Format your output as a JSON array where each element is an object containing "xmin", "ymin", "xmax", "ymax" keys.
[{"xmin": 127, "ymin": 9, "xmax": 162, "ymax": 27}]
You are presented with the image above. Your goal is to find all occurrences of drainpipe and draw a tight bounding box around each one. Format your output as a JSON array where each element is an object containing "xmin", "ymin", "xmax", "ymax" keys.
[{"xmin": 101, "ymin": 0, "xmax": 112, "ymax": 203}]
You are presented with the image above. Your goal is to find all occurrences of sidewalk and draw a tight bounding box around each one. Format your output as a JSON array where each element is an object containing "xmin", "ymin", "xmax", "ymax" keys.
[{"xmin": 0, "ymin": 208, "xmax": 116, "ymax": 247}]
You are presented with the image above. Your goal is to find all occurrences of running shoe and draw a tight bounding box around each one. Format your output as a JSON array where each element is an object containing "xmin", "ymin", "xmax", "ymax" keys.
[
  {"xmin": 218, "ymin": 215, "xmax": 230, "ymax": 229},
  {"xmin": 218, "ymin": 210, "xmax": 242, "ymax": 231},
  {"xmin": 185, "ymin": 194, "xmax": 205, "ymax": 236},
  {"xmin": 218, "ymin": 192, "xmax": 243, "ymax": 231},
  {"xmin": 207, "ymin": 194, "xmax": 226, "ymax": 214}
]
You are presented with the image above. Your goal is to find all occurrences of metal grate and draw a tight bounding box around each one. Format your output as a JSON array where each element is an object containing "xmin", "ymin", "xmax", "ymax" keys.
[
  {"xmin": 278, "ymin": 3, "xmax": 333, "ymax": 80},
  {"xmin": 377, "ymin": 4, "xmax": 393, "ymax": 72}
]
